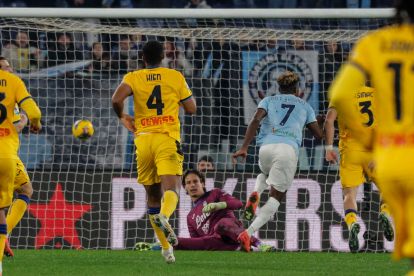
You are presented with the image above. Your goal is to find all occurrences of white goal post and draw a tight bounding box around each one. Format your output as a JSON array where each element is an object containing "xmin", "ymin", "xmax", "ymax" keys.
[{"xmin": 0, "ymin": 8, "xmax": 394, "ymax": 251}]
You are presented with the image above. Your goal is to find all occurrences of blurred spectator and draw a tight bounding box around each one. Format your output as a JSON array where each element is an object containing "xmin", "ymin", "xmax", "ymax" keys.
[
  {"xmin": 102, "ymin": 0, "xmax": 133, "ymax": 7},
  {"xmin": 2, "ymin": 31, "xmax": 40, "ymax": 72},
  {"xmin": 162, "ymin": 40, "xmax": 193, "ymax": 77},
  {"xmin": 184, "ymin": 0, "xmax": 213, "ymax": 27},
  {"xmin": 233, "ymin": 0, "xmax": 255, "ymax": 8},
  {"xmin": 111, "ymin": 35, "xmax": 139, "ymax": 74},
  {"xmin": 185, "ymin": 0, "xmax": 211, "ymax": 8},
  {"xmin": 46, "ymin": 33, "xmax": 83, "ymax": 67},
  {"xmin": 88, "ymin": 42, "xmax": 111, "ymax": 75},
  {"xmin": 319, "ymin": 40, "xmax": 344, "ymax": 111},
  {"xmin": 197, "ymin": 155, "xmax": 215, "ymax": 172}
]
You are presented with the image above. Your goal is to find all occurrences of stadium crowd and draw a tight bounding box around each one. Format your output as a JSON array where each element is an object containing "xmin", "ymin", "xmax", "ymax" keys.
[{"xmin": 0, "ymin": 0, "xmax": 395, "ymax": 8}]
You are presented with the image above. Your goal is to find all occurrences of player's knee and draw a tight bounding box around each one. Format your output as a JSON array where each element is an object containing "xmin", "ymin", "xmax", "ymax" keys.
[{"xmin": 269, "ymin": 187, "xmax": 285, "ymax": 202}]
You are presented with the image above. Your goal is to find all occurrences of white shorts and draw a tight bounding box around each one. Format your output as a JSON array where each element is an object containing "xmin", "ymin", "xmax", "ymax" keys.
[{"xmin": 258, "ymin": 143, "xmax": 298, "ymax": 193}]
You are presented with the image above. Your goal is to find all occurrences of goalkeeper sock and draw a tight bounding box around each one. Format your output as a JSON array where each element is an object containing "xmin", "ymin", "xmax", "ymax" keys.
[
  {"xmin": 344, "ymin": 209, "xmax": 358, "ymax": 230},
  {"xmin": 148, "ymin": 208, "xmax": 170, "ymax": 251},
  {"xmin": 160, "ymin": 190, "xmax": 178, "ymax": 219},
  {"xmin": 6, "ymin": 194, "xmax": 29, "ymax": 234},
  {"xmin": 247, "ymin": 197, "xmax": 280, "ymax": 237},
  {"xmin": 254, "ymin": 173, "xmax": 268, "ymax": 196},
  {"xmin": 0, "ymin": 224, "xmax": 7, "ymax": 263}
]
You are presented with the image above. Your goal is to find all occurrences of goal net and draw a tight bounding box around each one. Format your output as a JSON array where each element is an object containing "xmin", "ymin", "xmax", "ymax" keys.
[{"xmin": 0, "ymin": 9, "xmax": 394, "ymax": 251}]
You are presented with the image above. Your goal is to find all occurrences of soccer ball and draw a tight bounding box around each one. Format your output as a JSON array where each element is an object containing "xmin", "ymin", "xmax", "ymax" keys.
[{"xmin": 72, "ymin": 119, "xmax": 94, "ymax": 140}]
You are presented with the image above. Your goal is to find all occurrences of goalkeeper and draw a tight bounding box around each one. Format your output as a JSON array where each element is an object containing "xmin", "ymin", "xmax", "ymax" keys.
[{"xmin": 138, "ymin": 169, "xmax": 273, "ymax": 252}]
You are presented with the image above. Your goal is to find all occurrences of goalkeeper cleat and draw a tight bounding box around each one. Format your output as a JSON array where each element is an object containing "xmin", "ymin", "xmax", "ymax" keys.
[
  {"xmin": 379, "ymin": 213, "xmax": 394, "ymax": 242},
  {"xmin": 258, "ymin": 244, "xmax": 276, "ymax": 252},
  {"xmin": 349, "ymin": 222, "xmax": 360, "ymax": 253},
  {"xmin": 135, "ymin": 242, "xmax": 152, "ymax": 251},
  {"xmin": 4, "ymin": 239, "xmax": 14, "ymax": 258},
  {"xmin": 244, "ymin": 191, "xmax": 259, "ymax": 221},
  {"xmin": 237, "ymin": 230, "xmax": 251, "ymax": 252},
  {"xmin": 162, "ymin": 246, "xmax": 175, "ymax": 264},
  {"xmin": 153, "ymin": 214, "xmax": 178, "ymax": 246}
]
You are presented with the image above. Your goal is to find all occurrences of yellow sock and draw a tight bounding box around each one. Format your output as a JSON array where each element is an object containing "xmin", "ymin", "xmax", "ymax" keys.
[
  {"xmin": 0, "ymin": 224, "xmax": 7, "ymax": 263},
  {"xmin": 160, "ymin": 191, "xmax": 178, "ymax": 219},
  {"xmin": 380, "ymin": 203, "xmax": 390, "ymax": 217},
  {"xmin": 6, "ymin": 198, "xmax": 28, "ymax": 234},
  {"xmin": 344, "ymin": 209, "xmax": 357, "ymax": 230},
  {"xmin": 149, "ymin": 214, "xmax": 170, "ymax": 250}
]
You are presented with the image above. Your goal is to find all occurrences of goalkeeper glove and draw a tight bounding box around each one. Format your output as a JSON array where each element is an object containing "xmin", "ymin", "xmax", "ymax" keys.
[{"xmin": 202, "ymin": 202, "xmax": 227, "ymax": 213}]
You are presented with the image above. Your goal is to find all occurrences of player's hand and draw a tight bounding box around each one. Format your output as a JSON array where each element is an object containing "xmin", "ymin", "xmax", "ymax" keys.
[
  {"xmin": 325, "ymin": 149, "xmax": 338, "ymax": 164},
  {"xmin": 316, "ymin": 114, "xmax": 325, "ymax": 126},
  {"xmin": 232, "ymin": 148, "xmax": 248, "ymax": 164},
  {"xmin": 120, "ymin": 114, "xmax": 136, "ymax": 133},
  {"xmin": 29, "ymin": 121, "xmax": 42, "ymax": 134},
  {"xmin": 202, "ymin": 202, "xmax": 227, "ymax": 213}
]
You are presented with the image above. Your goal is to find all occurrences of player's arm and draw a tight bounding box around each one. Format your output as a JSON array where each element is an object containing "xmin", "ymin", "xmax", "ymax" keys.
[
  {"xmin": 323, "ymin": 108, "xmax": 339, "ymax": 164},
  {"xmin": 305, "ymin": 104, "xmax": 323, "ymax": 140},
  {"xmin": 14, "ymin": 76, "xmax": 42, "ymax": 133},
  {"xmin": 179, "ymin": 74, "xmax": 197, "ymax": 114},
  {"xmin": 14, "ymin": 112, "xmax": 28, "ymax": 133},
  {"xmin": 306, "ymin": 121, "xmax": 323, "ymax": 140},
  {"xmin": 19, "ymin": 98, "xmax": 41, "ymax": 134},
  {"xmin": 202, "ymin": 189, "xmax": 243, "ymax": 213},
  {"xmin": 232, "ymin": 108, "xmax": 267, "ymax": 163},
  {"xmin": 112, "ymin": 83, "xmax": 136, "ymax": 133},
  {"xmin": 180, "ymin": 96, "xmax": 197, "ymax": 114}
]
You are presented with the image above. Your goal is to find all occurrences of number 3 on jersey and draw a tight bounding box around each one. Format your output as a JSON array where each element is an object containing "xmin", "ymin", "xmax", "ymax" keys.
[
  {"xmin": 0, "ymin": 92, "xmax": 7, "ymax": 124},
  {"xmin": 359, "ymin": 101, "xmax": 374, "ymax": 126},
  {"xmin": 146, "ymin": 85, "xmax": 164, "ymax": 115}
]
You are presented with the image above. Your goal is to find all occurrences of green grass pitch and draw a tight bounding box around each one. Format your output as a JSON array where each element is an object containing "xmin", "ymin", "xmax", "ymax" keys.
[{"xmin": 4, "ymin": 250, "xmax": 410, "ymax": 275}]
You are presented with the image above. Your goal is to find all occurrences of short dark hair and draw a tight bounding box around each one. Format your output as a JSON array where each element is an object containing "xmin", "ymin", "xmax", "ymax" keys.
[
  {"xmin": 395, "ymin": 0, "xmax": 414, "ymax": 22},
  {"xmin": 0, "ymin": 56, "xmax": 6, "ymax": 61},
  {"xmin": 277, "ymin": 71, "xmax": 300, "ymax": 94},
  {"xmin": 143, "ymin": 40, "xmax": 164, "ymax": 66},
  {"xmin": 198, "ymin": 155, "xmax": 214, "ymax": 165},
  {"xmin": 182, "ymin": 169, "xmax": 206, "ymax": 189}
]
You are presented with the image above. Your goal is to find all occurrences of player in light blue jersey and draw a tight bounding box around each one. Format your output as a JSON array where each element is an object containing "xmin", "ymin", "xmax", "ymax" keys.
[{"xmin": 233, "ymin": 71, "xmax": 323, "ymax": 251}]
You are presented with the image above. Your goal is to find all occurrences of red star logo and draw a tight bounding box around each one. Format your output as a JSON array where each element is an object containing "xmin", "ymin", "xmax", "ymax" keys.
[{"xmin": 28, "ymin": 183, "xmax": 92, "ymax": 249}]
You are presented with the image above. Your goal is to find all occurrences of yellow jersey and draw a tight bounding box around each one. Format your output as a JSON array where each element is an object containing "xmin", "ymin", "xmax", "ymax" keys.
[
  {"xmin": 123, "ymin": 67, "xmax": 192, "ymax": 142},
  {"xmin": 0, "ymin": 70, "xmax": 32, "ymax": 158},
  {"xmin": 330, "ymin": 86, "xmax": 375, "ymax": 151},
  {"xmin": 350, "ymin": 24, "xmax": 414, "ymax": 146}
]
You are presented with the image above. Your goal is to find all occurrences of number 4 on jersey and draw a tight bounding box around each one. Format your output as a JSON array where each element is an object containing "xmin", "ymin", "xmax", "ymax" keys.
[{"xmin": 146, "ymin": 85, "xmax": 164, "ymax": 115}]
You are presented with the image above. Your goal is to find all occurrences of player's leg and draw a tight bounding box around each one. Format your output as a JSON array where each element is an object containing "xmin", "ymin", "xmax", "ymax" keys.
[
  {"xmin": 214, "ymin": 217, "xmax": 245, "ymax": 243},
  {"xmin": 342, "ymin": 186, "xmax": 360, "ymax": 253},
  {"xmin": 404, "ymin": 193, "xmax": 414, "ymax": 272},
  {"xmin": 7, "ymin": 159, "xmax": 32, "ymax": 235},
  {"xmin": 363, "ymin": 156, "xmax": 395, "ymax": 242},
  {"xmin": 240, "ymin": 144, "xmax": 296, "ymax": 252},
  {"xmin": 175, "ymin": 235, "xmax": 239, "ymax": 251},
  {"xmin": 244, "ymin": 145, "xmax": 273, "ymax": 221},
  {"xmin": 135, "ymin": 135, "xmax": 174, "ymax": 263},
  {"xmin": 153, "ymin": 135, "xmax": 184, "ymax": 246},
  {"xmin": 0, "ymin": 159, "xmax": 16, "ymax": 273},
  {"xmin": 339, "ymin": 150, "xmax": 365, "ymax": 253}
]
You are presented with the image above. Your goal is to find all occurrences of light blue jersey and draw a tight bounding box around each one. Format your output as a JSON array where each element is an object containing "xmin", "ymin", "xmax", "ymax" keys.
[{"xmin": 256, "ymin": 94, "xmax": 316, "ymax": 155}]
